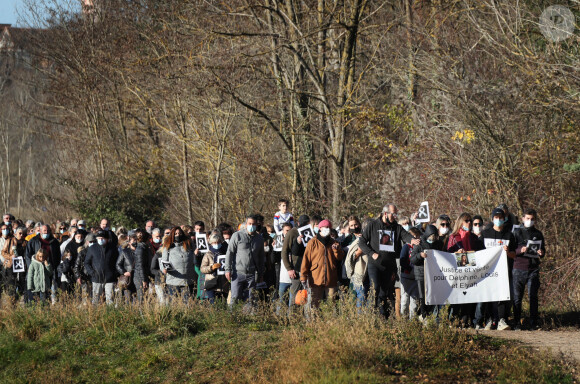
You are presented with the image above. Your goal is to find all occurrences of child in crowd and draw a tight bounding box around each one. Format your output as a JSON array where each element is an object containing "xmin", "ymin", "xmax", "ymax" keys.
[
  {"xmin": 273, "ymin": 199, "xmax": 295, "ymax": 233},
  {"xmin": 27, "ymin": 248, "xmax": 53, "ymax": 304}
]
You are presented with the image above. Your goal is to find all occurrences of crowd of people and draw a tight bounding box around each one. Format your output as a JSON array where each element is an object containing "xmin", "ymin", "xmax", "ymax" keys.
[{"xmin": 0, "ymin": 199, "xmax": 545, "ymax": 331}]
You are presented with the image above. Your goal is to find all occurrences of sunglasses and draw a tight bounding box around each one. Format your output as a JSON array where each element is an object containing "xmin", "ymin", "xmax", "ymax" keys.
[
  {"xmin": 464, "ymin": 219, "xmax": 472, "ymax": 223},
  {"xmin": 440, "ymin": 223, "xmax": 449, "ymax": 227},
  {"xmin": 473, "ymin": 222, "xmax": 481, "ymax": 226}
]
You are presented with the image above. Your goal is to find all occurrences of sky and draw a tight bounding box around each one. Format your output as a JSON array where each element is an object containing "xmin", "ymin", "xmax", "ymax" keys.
[{"xmin": 0, "ymin": 0, "xmax": 21, "ymax": 26}]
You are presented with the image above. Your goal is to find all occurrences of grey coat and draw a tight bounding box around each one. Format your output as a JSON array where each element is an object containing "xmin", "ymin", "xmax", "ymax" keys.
[
  {"xmin": 162, "ymin": 243, "xmax": 195, "ymax": 287},
  {"xmin": 224, "ymin": 230, "xmax": 265, "ymax": 278}
]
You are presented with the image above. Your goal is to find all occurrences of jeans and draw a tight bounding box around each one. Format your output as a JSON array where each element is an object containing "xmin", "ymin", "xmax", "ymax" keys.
[
  {"xmin": 352, "ymin": 284, "xmax": 369, "ymax": 308},
  {"xmin": 400, "ymin": 276, "xmax": 419, "ymax": 319},
  {"xmin": 513, "ymin": 268, "xmax": 540, "ymax": 325},
  {"xmin": 154, "ymin": 284, "xmax": 166, "ymax": 305},
  {"xmin": 167, "ymin": 285, "xmax": 190, "ymax": 304},
  {"xmin": 229, "ymin": 272, "xmax": 256, "ymax": 308},
  {"xmin": 92, "ymin": 282, "xmax": 114, "ymax": 305},
  {"xmin": 367, "ymin": 260, "xmax": 397, "ymax": 319},
  {"xmin": 277, "ymin": 282, "xmax": 292, "ymax": 314}
]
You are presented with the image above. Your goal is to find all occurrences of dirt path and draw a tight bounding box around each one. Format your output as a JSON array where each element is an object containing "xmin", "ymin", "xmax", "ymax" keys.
[{"xmin": 475, "ymin": 330, "xmax": 580, "ymax": 362}]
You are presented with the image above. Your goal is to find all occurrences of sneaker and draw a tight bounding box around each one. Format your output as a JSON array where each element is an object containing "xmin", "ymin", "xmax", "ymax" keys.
[
  {"xmin": 497, "ymin": 318, "xmax": 511, "ymax": 331},
  {"xmin": 484, "ymin": 320, "xmax": 493, "ymax": 330},
  {"xmin": 475, "ymin": 324, "xmax": 482, "ymax": 330}
]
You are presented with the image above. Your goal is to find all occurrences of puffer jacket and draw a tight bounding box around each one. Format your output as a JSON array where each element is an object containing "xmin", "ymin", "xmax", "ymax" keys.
[
  {"xmin": 27, "ymin": 256, "xmax": 53, "ymax": 292},
  {"xmin": 162, "ymin": 242, "xmax": 195, "ymax": 287},
  {"xmin": 300, "ymin": 235, "xmax": 345, "ymax": 287}
]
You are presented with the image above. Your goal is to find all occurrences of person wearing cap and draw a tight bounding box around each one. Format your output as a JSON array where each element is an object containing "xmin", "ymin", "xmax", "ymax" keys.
[
  {"xmin": 477, "ymin": 207, "xmax": 516, "ymax": 330},
  {"xmin": 85, "ymin": 230, "xmax": 119, "ymax": 305},
  {"xmin": 77, "ymin": 220, "xmax": 87, "ymax": 231},
  {"xmin": 224, "ymin": 214, "xmax": 265, "ymax": 308},
  {"xmin": 281, "ymin": 214, "xmax": 310, "ymax": 308},
  {"xmin": 299, "ymin": 219, "xmax": 345, "ymax": 309},
  {"xmin": 358, "ymin": 204, "xmax": 420, "ymax": 319}
]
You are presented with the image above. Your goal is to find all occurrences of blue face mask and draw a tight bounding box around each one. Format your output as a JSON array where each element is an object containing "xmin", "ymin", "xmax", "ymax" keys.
[
  {"xmin": 97, "ymin": 238, "xmax": 106, "ymax": 246},
  {"xmin": 493, "ymin": 218, "xmax": 504, "ymax": 227},
  {"xmin": 247, "ymin": 225, "xmax": 256, "ymax": 233},
  {"xmin": 153, "ymin": 238, "xmax": 161, "ymax": 244},
  {"xmin": 41, "ymin": 233, "xmax": 49, "ymax": 240},
  {"xmin": 426, "ymin": 239, "xmax": 434, "ymax": 244},
  {"xmin": 462, "ymin": 226, "xmax": 470, "ymax": 231},
  {"xmin": 313, "ymin": 227, "xmax": 319, "ymax": 234},
  {"xmin": 402, "ymin": 225, "xmax": 410, "ymax": 231},
  {"xmin": 2, "ymin": 229, "xmax": 9, "ymax": 236},
  {"xmin": 269, "ymin": 233, "xmax": 275, "ymax": 239}
]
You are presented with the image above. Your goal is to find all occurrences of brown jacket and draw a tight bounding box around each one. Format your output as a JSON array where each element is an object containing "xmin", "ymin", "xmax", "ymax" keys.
[
  {"xmin": 2, "ymin": 237, "xmax": 26, "ymax": 268},
  {"xmin": 301, "ymin": 237, "xmax": 345, "ymax": 287}
]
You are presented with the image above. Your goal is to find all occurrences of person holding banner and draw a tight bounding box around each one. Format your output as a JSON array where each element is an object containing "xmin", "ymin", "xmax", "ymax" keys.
[
  {"xmin": 359, "ymin": 204, "xmax": 419, "ymax": 319},
  {"xmin": 447, "ymin": 213, "xmax": 484, "ymax": 327},
  {"xmin": 410, "ymin": 224, "xmax": 445, "ymax": 321},
  {"xmin": 513, "ymin": 209, "xmax": 545, "ymax": 330},
  {"xmin": 479, "ymin": 208, "xmax": 516, "ymax": 331}
]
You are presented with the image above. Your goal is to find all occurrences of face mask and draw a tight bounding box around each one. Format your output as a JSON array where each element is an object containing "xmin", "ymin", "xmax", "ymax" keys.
[
  {"xmin": 2, "ymin": 229, "xmax": 8, "ymax": 236},
  {"xmin": 524, "ymin": 219, "xmax": 534, "ymax": 228},
  {"xmin": 153, "ymin": 238, "xmax": 161, "ymax": 244},
  {"xmin": 426, "ymin": 239, "xmax": 434, "ymax": 244},
  {"xmin": 174, "ymin": 235, "xmax": 183, "ymax": 243},
  {"xmin": 246, "ymin": 225, "xmax": 256, "ymax": 233},
  {"xmin": 319, "ymin": 228, "xmax": 330, "ymax": 237},
  {"xmin": 264, "ymin": 246, "xmax": 270, "ymax": 252},
  {"xmin": 351, "ymin": 227, "xmax": 361, "ymax": 234},
  {"xmin": 402, "ymin": 225, "xmax": 410, "ymax": 232},
  {"xmin": 493, "ymin": 218, "xmax": 504, "ymax": 227},
  {"xmin": 146, "ymin": 228, "xmax": 152, "ymax": 234},
  {"xmin": 75, "ymin": 238, "xmax": 83, "ymax": 244},
  {"xmin": 313, "ymin": 227, "xmax": 319, "ymax": 234},
  {"xmin": 103, "ymin": 227, "xmax": 109, "ymax": 231},
  {"xmin": 60, "ymin": 229, "xmax": 65, "ymax": 234},
  {"xmin": 225, "ymin": 239, "xmax": 230, "ymax": 244},
  {"xmin": 4, "ymin": 221, "xmax": 10, "ymax": 226},
  {"xmin": 473, "ymin": 226, "xmax": 481, "ymax": 235},
  {"xmin": 97, "ymin": 238, "xmax": 106, "ymax": 246},
  {"xmin": 41, "ymin": 233, "xmax": 49, "ymax": 240},
  {"xmin": 462, "ymin": 226, "xmax": 470, "ymax": 231},
  {"xmin": 269, "ymin": 233, "xmax": 275, "ymax": 239},
  {"xmin": 439, "ymin": 227, "xmax": 449, "ymax": 236}
]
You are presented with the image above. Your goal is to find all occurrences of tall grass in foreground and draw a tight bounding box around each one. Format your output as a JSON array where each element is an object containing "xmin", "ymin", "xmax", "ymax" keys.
[{"xmin": 0, "ymin": 292, "xmax": 576, "ymax": 383}]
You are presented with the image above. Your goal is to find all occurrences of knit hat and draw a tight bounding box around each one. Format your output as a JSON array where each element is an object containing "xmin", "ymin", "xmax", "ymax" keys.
[{"xmin": 318, "ymin": 219, "xmax": 331, "ymax": 228}]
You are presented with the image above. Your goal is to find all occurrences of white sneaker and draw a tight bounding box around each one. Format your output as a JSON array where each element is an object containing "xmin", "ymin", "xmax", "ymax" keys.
[
  {"xmin": 484, "ymin": 320, "xmax": 493, "ymax": 330},
  {"xmin": 497, "ymin": 318, "xmax": 511, "ymax": 331},
  {"xmin": 475, "ymin": 324, "xmax": 482, "ymax": 330}
]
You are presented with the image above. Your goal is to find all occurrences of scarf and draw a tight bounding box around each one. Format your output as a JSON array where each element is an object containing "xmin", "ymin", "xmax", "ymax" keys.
[{"xmin": 458, "ymin": 228, "xmax": 473, "ymax": 251}]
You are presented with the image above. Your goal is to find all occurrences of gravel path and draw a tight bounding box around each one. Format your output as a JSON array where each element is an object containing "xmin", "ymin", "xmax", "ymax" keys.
[{"xmin": 475, "ymin": 329, "xmax": 580, "ymax": 362}]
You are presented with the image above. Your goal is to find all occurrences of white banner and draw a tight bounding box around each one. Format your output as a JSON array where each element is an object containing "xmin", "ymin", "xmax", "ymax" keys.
[{"xmin": 424, "ymin": 247, "xmax": 510, "ymax": 305}]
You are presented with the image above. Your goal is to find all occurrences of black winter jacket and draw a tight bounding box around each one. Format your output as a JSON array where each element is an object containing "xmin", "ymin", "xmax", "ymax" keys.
[
  {"xmin": 85, "ymin": 243, "xmax": 119, "ymax": 284},
  {"xmin": 410, "ymin": 225, "xmax": 444, "ymax": 282}
]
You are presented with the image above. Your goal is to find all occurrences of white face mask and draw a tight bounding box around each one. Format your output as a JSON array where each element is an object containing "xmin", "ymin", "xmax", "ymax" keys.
[
  {"xmin": 319, "ymin": 227, "xmax": 330, "ymax": 237},
  {"xmin": 473, "ymin": 226, "xmax": 481, "ymax": 235},
  {"xmin": 439, "ymin": 227, "xmax": 449, "ymax": 236},
  {"xmin": 524, "ymin": 219, "xmax": 534, "ymax": 228},
  {"xmin": 402, "ymin": 225, "xmax": 410, "ymax": 231}
]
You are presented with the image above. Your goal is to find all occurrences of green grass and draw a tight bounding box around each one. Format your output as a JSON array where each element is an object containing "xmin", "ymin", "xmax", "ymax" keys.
[{"xmin": 0, "ymin": 296, "xmax": 576, "ymax": 383}]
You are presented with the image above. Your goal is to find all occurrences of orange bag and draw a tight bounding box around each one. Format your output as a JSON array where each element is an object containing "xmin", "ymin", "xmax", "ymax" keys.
[{"xmin": 295, "ymin": 289, "xmax": 308, "ymax": 305}]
